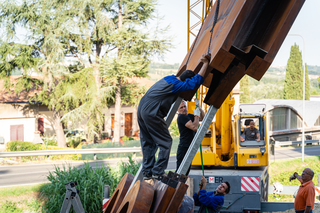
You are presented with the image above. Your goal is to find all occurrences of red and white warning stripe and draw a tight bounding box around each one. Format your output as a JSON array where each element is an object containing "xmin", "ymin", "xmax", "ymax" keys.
[
  {"xmin": 241, "ymin": 177, "xmax": 259, "ymax": 191},
  {"xmin": 103, "ymin": 198, "xmax": 110, "ymax": 212}
]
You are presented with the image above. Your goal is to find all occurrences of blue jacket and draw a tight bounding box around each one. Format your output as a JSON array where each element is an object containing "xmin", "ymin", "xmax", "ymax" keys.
[
  {"xmin": 138, "ymin": 74, "xmax": 203, "ymax": 118},
  {"xmin": 163, "ymin": 74, "xmax": 204, "ymax": 93},
  {"xmin": 194, "ymin": 190, "xmax": 224, "ymax": 212}
]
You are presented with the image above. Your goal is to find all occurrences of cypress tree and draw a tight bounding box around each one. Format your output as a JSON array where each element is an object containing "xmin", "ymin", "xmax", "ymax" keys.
[
  {"xmin": 304, "ymin": 63, "xmax": 310, "ymax": 100},
  {"xmin": 284, "ymin": 43, "xmax": 304, "ymax": 100},
  {"xmin": 240, "ymin": 75, "xmax": 251, "ymax": 103}
]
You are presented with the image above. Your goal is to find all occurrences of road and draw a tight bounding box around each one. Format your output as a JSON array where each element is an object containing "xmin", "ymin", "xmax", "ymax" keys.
[
  {"xmin": 0, "ymin": 159, "xmax": 123, "ymax": 187},
  {"xmin": 1, "ymin": 146, "xmax": 319, "ymax": 187},
  {"xmin": 270, "ymin": 145, "xmax": 320, "ymax": 160}
]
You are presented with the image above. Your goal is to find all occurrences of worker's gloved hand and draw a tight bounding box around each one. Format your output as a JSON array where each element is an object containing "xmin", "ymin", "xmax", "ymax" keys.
[
  {"xmin": 194, "ymin": 108, "xmax": 201, "ymax": 117},
  {"xmin": 195, "ymin": 98, "xmax": 200, "ymax": 108},
  {"xmin": 289, "ymin": 172, "xmax": 298, "ymax": 181},
  {"xmin": 200, "ymin": 54, "xmax": 209, "ymax": 64}
]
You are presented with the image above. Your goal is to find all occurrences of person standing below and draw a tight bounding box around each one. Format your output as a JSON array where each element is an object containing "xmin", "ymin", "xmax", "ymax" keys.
[
  {"xmin": 176, "ymin": 99, "xmax": 204, "ymax": 175},
  {"xmin": 290, "ymin": 168, "xmax": 315, "ymax": 213},
  {"xmin": 193, "ymin": 176, "xmax": 230, "ymax": 213},
  {"xmin": 240, "ymin": 120, "xmax": 260, "ymax": 142},
  {"xmin": 137, "ymin": 55, "xmax": 210, "ymax": 180}
]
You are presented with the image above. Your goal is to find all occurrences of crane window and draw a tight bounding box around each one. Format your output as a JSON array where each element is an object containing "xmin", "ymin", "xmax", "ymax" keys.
[{"xmin": 239, "ymin": 117, "xmax": 265, "ymax": 146}]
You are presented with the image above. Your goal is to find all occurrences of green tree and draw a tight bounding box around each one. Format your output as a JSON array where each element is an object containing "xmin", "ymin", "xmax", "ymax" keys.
[
  {"xmin": 0, "ymin": 0, "xmax": 169, "ymax": 146},
  {"xmin": 240, "ymin": 75, "xmax": 250, "ymax": 103},
  {"xmin": 169, "ymin": 120, "xmax": 179, "ymax": 137},
  {"xmin": 310, "ymin": 77, "xmax": 320, "ymax": 95},
  {"xmin": 100, "ymin": 0, "xmax": 170, "ymax": 143},
  {"xmin": 283, "ymin": 43, "xmax": 309, "ymax": 100},
  {"xmin": 304, "ymin": 63, "xmax": 310, "ymax": 100},
  {"xmin": 250, "ymin": 83, "xmax": 283, "ymax": 102}
]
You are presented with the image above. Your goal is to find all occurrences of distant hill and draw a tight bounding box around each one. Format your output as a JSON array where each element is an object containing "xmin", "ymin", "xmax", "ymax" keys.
[
  {"xmin": 146, "ymin": 62, "xmax": 320, "ymax": 98},
  {"xmin": 146, "ymin": 62, "xmax": 320, "ymax": 84},
  {"xmin": 307, "ymin": 65, "xmax": 320, "ymax": 75},
  {"xmin": 266, "ymin": 66, "xmax": 286, "ymax": 74},
  {"xmin": 267, "ymin": 65, "xmax": 320, "ymax": 75},
  {"xmin": 148, "ymin": 62, "xmax": 180, "ymax": 82},
  {"xmin": 150, "ymin": 62, "xmax": 180, "ymax": 70},
  {"xmin": 249, "ymin": 64, "xmax": 320, "ymax": 99}
]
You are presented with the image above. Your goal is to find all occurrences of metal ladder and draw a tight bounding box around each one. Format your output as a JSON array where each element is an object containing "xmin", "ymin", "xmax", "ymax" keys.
[
  {"xmin": 60, "ymin": 181, "xmax": 85, "ymax": 213},
  {"xmin": 128, "ymin": 96, "xmax": 218, "ymax": 191}
]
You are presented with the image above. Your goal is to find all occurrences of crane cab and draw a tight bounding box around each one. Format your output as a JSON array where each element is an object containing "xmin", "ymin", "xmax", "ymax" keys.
[
  {"xmin": 234, "ymin": 104, "xmax": 269, "ymax": 167},
  {"xmin": 191, "ymin": 100, "xmax": 269, "ymax": 168}
]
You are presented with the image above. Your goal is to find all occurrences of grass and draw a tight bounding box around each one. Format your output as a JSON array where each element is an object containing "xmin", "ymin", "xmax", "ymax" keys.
[
  {"xmin": 268, "ymin": 155, "xmax": 320, "ymax": 203},
  {"xmin": 0, "ymin": 184, "xmax": 46, "ymax": 213},
  {"xmin": 0, "ymin": 184, "xmax": 45, "ymax": 197},
  {"xmin": 0, "ymin": 201, "xmax": 23, "ymax": 213},
  {"xmin": 268, "ymin": 194, "xmax": 295, "ymax": 202},
  {"xmin": 269, "ymin": 155, "xmax": 320, "ymax": 186}
]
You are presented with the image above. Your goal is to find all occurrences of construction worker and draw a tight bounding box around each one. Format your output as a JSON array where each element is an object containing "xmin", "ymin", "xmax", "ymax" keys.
[
  {"xmin": 176, "ymin": 99, "xmax": 204, "ymax": 175},
  {"xmin": 138, "ymin": 54, "xmax": 209, "ymax": 180},
  {"xmin": 194, "ymin": 176, "xmax": 230, "ymax": 213},
  {"xmin": 240, "ymin": 120, "xmax": 260, "ymax": 142}
]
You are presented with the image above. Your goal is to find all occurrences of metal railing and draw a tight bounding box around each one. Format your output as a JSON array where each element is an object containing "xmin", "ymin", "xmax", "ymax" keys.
[
  {"xmin": 0, "ymin": 147, "xmax": 142, "ymax": 158},
  {"xmin": 274, "ymin": 139, "xmax": 319, "ymax": 147}
]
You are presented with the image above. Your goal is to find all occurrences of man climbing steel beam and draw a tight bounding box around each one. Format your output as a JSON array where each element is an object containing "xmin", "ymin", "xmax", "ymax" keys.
[{"xmin": 137, "ymin": 54, "xmax": 210, "ymax": 180}]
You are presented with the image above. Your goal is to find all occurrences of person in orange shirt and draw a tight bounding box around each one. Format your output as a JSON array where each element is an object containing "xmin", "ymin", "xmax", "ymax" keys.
[{"xmin": 290, "ymin": 168, "xmax": 315, "ymax": 213}]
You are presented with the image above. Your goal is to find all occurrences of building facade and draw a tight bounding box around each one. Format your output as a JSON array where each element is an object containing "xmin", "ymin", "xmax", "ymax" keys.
[{"xmin": 254, "ymin": 99, "xmax": 320, "ymax": 142}]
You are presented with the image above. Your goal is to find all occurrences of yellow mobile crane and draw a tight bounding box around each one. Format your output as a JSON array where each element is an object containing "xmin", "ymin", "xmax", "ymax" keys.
[{"xmin": 190, "ymin": 93, "xmax": 269, "ymax": 168}]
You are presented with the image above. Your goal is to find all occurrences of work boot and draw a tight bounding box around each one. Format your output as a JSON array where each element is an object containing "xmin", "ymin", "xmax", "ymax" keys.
[
  {"xmin": 143, "ymin": 172, "xmax": 152, "ymax": 180},
  {"xmin": 143, "ymin": 175, "xmax": 152, "ymax": 180},
  {"xmin": 152, "ymin": 173, "xmax": 167, "ymax": 180}
]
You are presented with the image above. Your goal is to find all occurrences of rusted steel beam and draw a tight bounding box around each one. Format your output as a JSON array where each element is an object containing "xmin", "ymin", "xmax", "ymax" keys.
[
  {"xmin": 150, "ymin": 172, "xmax": 189, "ymax": 212},
  {"xmin": 104, "ymin": 173, "xmax": 134, "ymax": 213},
  {"xmin": 116, "ymin": 180, "xmax": 154, "ymax": 213},
  {"xmin": 150, "ymin": 180, "xmax": 176, "ymax": 213},
  {"xmin": 177, "ymin": 0, "xmax": 305, "ymax": 108},
  {"xmin": 164, "ymin": 182, "xmax": 189, "ymax": 213}
]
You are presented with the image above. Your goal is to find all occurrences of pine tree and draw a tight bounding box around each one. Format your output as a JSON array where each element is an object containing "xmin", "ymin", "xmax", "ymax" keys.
[
  {"xmin": 283, "ymin": 43, "xmax": 304, "ymax": 100},
  {"xmin": 240, "ymin": 75, "xmax": 250, "ymax": 103},
  {"xmin": 0, "ymin": 0, "xmax": 170, "ymax": 146},
  {"xmin": 100, "ymin": 0, "xmax": 171, "ymax": 143}
]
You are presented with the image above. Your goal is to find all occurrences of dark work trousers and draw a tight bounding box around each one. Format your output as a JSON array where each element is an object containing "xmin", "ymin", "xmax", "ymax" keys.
[
  {"xmin": 176, "ymin": 146, "xmax": 191, "ymax": 176},
  {"xmin": 138, "ymin": 111, "xmax": 172, "ymax": 176}
]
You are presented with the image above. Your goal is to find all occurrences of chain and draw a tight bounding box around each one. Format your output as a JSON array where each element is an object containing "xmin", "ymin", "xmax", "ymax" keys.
[{"xmin": 207, "ymin": 0, "xmax": 220, "ymax": 56}]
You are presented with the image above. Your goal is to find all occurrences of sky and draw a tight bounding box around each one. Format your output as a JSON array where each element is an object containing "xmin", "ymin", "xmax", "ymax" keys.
[{"xmin": 153, "ymin": 0, "xmax": 320, "ymax": 67}]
